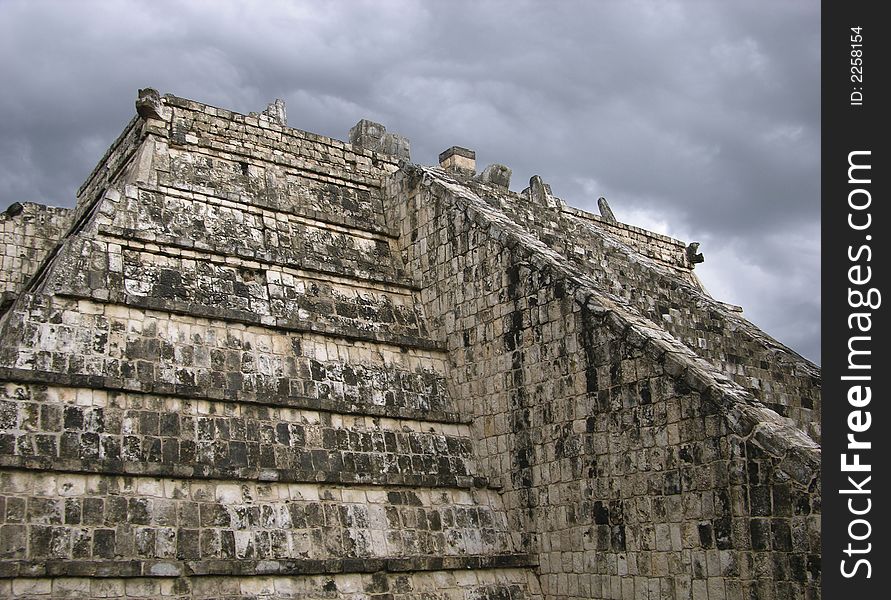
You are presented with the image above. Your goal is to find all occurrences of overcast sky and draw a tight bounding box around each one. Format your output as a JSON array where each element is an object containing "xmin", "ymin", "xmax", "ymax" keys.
[{"xmin": 0, "ymin": 0, "xmax": 820, "ymax": 363}]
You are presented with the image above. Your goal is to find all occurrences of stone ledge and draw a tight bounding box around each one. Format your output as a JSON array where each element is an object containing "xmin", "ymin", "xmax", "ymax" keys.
[
  {"xmin": 0, "ymin": 367, "xmax": 469, "ymax": 425},
  {"xmin": 0, "ymin": 554, "xmax": 536, "ymax": 579},
  {"xmin": 53, "ymin": 290, "xmax": 444, "ymax": 353},
  {"xmin": 163, "ymin": 94, "xmax": 404, "ymax": 170},
  {"xmin": 146, "ymin": 172, "xmax": 396, "ymax": 237},
  {"xmin": 97, "ymin": 225, "xmax": 418, "ymax": 291},
  {"xmin": 76, "ymin": 117, "xmax": 142, "ymax": 200},
  {"xmin": 104, "ymin": 228, "xmax": 414, "ymax": 295},
  {"xmin": 191, "ymin": 137, "xmax": 399, "ymax": 192},
  {"xmin": 562, "ymin": 204, "xmax": 688, "ymax": 247},
  {"xmin": 0, "ymin": 455, "xmax": 490, "ymax": 489}
]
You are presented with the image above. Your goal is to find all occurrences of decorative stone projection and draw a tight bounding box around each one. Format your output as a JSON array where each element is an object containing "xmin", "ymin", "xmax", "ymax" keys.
[
  {"xmin": 521, "ymin": 176, "xmax": 563, "ymax": 211},
  {"xmin": 136, "ymin": 87, "xmax": 170, "ymax": 122},
  {"xmin": 261, "ymin": 99, "xmax": 287, "ymax": 127},
  {"xmin": 596, "ymin": 196, "xmax": 617, "ymax": 224},
  {"xmin": 349, "ymin": 119, "xmax": 411, "ymax": 161},
  {"xmin": 686, "ymin": 242, "xmax": 705, "ymax": 265},
  {"xmin": 438, "ymin": 146, "xmax": 476, "ymax": 177},
  {"xmin": 1, "ymin": 89, "xmax": 819, "ymax": 599},
  {"xmin": 477, "ymin": 164, "xmax": 512, "ymax": 190}
]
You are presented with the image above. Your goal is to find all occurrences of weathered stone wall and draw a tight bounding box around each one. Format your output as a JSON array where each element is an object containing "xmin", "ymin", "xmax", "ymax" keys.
[
  {"xmin": 384, "ymin": 166, "xmax": 821, "ymax": 600},
  {"xmin": 45, "ymin": 230, "xmax": 426, "ymax": 346},
  {"xmin": 465, "ymin": 177, "xmax": 821, "ymax": 441},
  {"xmin": 95, "ymin": 185, "xmax": 409, "ymax": 287},
  {"xmin": 0, "ymin": 453, "xmax": 511, "ymax": 565},
  {"xmin": 159, "ymin": 94, "xmax": 399, "ymax": 218},
  {"xmin": 75, "ymin": 116, "xmax": 143, "ymax": 213},
  {"xmin": 0, "ymin": 376, "xmax": 477, "ymax": 486},
  {"xmin": 0, "ymin": 294, "xmax": 450, "ymax": 422},
  {"xmin": 0, "ymin": 203, "xmax": 73, "ymax": 297},
  {"xmin": 562, "ymin": 206, "xmax": 693, "ymax": 276}
]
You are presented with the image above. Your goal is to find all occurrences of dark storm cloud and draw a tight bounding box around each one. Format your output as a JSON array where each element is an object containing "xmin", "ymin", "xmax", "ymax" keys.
[{"xmin": 0, "ymin": 0, "xmax": 820, "ymax": 362}]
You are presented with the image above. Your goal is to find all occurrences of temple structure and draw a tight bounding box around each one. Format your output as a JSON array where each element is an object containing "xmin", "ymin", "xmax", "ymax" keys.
[{"xmin": 0, "ymin": 90, "xmax": 821, "ymax": 599}]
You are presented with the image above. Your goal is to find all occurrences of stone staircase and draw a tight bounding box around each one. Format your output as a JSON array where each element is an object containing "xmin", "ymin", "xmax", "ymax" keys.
[{"xmin": 0, "ymin": 91, "xmax": 540, "ymax": 599}]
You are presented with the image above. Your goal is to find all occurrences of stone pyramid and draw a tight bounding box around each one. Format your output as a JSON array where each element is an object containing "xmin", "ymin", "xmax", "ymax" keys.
[{"xmin": 0, "ymin": 89, "xmax": 820, "ymax": 599}]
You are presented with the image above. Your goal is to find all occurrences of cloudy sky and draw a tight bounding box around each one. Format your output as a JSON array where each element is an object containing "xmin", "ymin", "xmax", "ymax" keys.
[{"xmin": 0, "ymin": 0, "xmax": 820, "ymax": 363}]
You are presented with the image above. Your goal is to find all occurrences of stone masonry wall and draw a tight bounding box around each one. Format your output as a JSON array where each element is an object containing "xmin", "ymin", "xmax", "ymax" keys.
[
  {"xmin": 562, "ymin": 206, "xmax": 693, "ymax": 277},
  {"xmin": 0, "ymin": 294, "xmax": 464, "ymax": 473},
  {"xmin": 464, "ymin": 178, "xmax": 821, "ymax": 441},
  {"xmin": 97, "ymin": 185, "xmax": 410, "ymax": 288},
  {"xmin": 159, "ymin": 94, "xmax": 399, "ymax": 221},
  {"xmin": 384, "ymin": 166, "xmax": 821, "ymax": 600},
  {"xmin": 45, "ymin": 231, "xmax": 426, "ymax": 347},
  {"xmin": 0, "ymin": 203, "xmax": 73, "ymax": 298},
  {"xmin": 0, "ymin": 376, "xmax": 475, "ymax": 483},
  {"xmin": 0, "ymin": 435, "xmax": 510, "ymax": 565}
]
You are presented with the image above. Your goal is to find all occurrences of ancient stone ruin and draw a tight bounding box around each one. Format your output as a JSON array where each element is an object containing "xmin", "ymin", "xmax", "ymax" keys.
[{"xmin": 0, "ymin": 90, "xmax": 821, "ymax": 599}]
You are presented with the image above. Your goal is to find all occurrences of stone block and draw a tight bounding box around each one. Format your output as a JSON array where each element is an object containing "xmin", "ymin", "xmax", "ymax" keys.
[{"xmin": 439, "ymin": 146, "xmax": 476, "ymax": 176}]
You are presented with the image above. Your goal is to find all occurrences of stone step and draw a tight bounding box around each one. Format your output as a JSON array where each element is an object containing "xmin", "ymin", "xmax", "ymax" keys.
[
  {"xmin": 0, "ymin": 381, "xmax": 481, "ymax": 486},
  {"xmin": 1, "ymin": 566, "xmax": 542, "ymax": 599},
  {"xmin": 46, "ymin": 236, "xmax": 433, "ymax": 349},
  {"xmin": 0, "ymin": 458, "xmax": 488, "ymax": 490},
  {"xmin": 159, "ymin": 147, "xmax": 392, "ymax": 234},
  {"xmin": 0, "ymin": 368, "xmax": 466, "ymax": 424},
  {"xmin": 1, "ymin": 556, "xmax": 537, "ymax": 579},
  {"xmin": 1, "ymin": 295, "xmax": 456, "ymax": 417},
  {"xmin": 0, "ymin": 472, "xmax": 518, "ymax": 566},
  {"xmin": 100, "ymin": 186, "xmax": 408, "ymax": 284}
]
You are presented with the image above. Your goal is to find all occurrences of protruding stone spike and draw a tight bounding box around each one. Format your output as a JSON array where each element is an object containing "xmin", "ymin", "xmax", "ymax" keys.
[{"xmin": 597, "ymin": 196, "xmax": 617, "ymax": 224}]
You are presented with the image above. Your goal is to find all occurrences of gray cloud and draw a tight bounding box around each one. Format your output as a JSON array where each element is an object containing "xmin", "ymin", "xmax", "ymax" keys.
[{"xmin": 0, "ymin": 0, "xmax": 820, "ymax": 362}]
